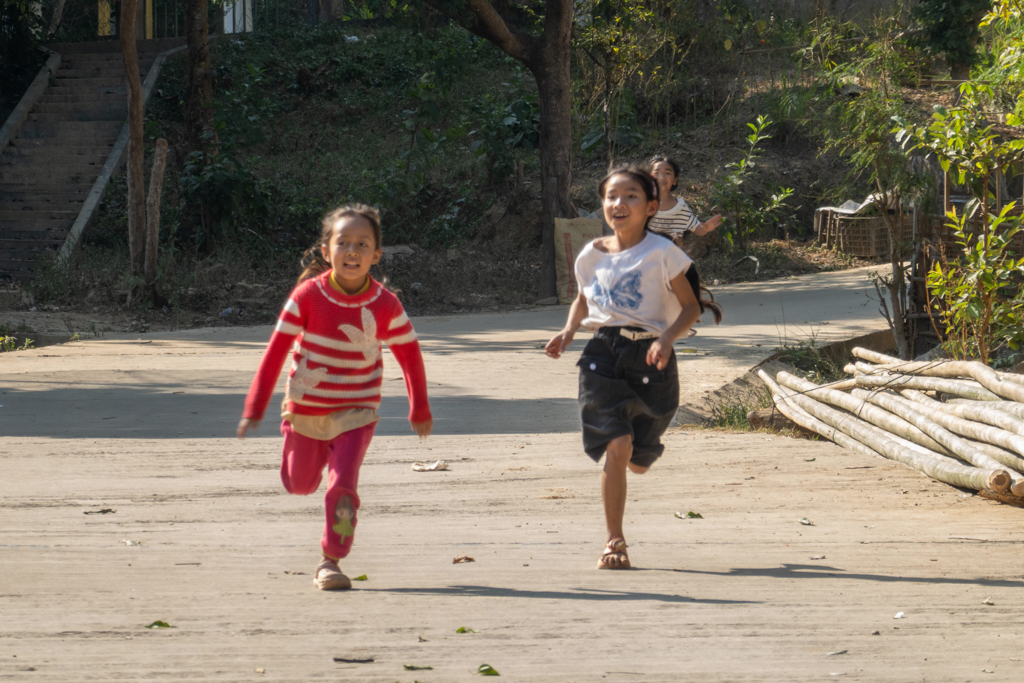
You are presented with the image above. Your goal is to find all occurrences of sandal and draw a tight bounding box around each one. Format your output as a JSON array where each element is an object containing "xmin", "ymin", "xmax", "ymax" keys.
[
  {"xmin": 314, "ymin": 558, "xmax": 352, "ymax": 591},
  {"xmin": 597, "ymin": 538, "xmax": 630, "ymax": 570}
]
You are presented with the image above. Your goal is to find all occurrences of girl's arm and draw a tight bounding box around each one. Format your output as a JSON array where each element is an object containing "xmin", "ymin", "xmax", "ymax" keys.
[
  {"xmin": 237, "ymin": 329, "xmax": 299, "ymax": 438},
  {"xmin": 381, "ymin": 306, "xmax": 432, "ymax": 438},
  {"xmin": 545, "ymin": 291, "xmax": 589, "ymax": 359},
  {"xmin": 238, "ymin": 296, "xmax": 305, "ymax": 439},
  {"xmin": 693, "ymin": 214, "xmax": 723, "ymax": 236},
  {"xmin": 388, "ymin": 339, "xmax": 433, "ymax": 438},
  {"xmin": 647, "ymin": 271, "xmax": 702, "ymax": 370}
]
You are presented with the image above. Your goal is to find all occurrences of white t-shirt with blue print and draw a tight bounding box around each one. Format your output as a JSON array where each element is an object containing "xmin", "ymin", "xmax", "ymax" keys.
[{"xmin": 575, "ymin": 231, "xmax": 693, "ymax": 335}]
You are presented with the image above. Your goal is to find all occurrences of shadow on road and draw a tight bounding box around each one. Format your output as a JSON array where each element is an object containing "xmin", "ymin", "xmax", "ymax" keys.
[
  {"xmin": 674, "ymin": 563, "xmax": 1024, "ymax": 588},
  {"xmin": 365, "ymin": 584, "xmax": 758, "ymax": 604}
]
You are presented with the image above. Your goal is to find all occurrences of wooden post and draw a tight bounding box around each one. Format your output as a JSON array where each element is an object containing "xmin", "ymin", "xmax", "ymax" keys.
[
  {"xmin": 944, "ymin": 169, "xmax": 951, "ymax": 215},
  {"xmin": 144, "ymin": 139, "xmax": 168, "ymax": 290},
  {"xmin": 120, "ymin": 0, "xmax": 146, "ymax": 278}
]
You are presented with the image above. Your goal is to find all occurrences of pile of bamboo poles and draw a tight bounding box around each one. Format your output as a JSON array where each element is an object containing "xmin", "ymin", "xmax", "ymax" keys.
[{"xmin": 759, "ymin": 347, "xmax": 1024, "ymax": 505}]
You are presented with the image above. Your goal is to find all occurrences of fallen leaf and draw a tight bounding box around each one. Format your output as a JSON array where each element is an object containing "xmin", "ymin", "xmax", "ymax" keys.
[
  {"xmin": 477, "ymin": 663, "xmax": 501, "ymax": 676},
  {"xmin": 145, "ymin": 620, "xmax": 174, "ymax": 629},
  {"xmin": 810, "ymin": 555, "xmax": 826, "ymax": 560},
  {"xmin": 804, "ymin": 458, "xmax": 816, "ymax": 462},
  {"xmin": 122, "ymin": 539, "xmax": 142, "ymax": 546},
  {"xmin": 404, "ymin": 664, "xmax": 433, "ymax": 670},
  {"xmin": 799, "ymin": 518, "xmax": 814, "ymax": 526},
  {"xmin": 418, "ymin": 636, "xmax": 427, "ymax": 642},
  {"xmin": 675, "ymin": 511, "xmax": 703, "ymax": 519},
  {"xmin": 333, "ymin": 657, "xmax": 374, "ymax": 664},
  {"xmin": 828, "ymin": 650, "xmax": 848, "ymax": 656},
  {"xmin": 871, "ymin": 631, "xmax": 880, "ymax": 636},
  {"xmin": 982, "ymin": 597, "xmax": 994, "ymax": 605},
  {"xmin": 453, "ymin": 555, "xmax": 475, "ymax": 564},
  {"xmin": 894, "ymin": 612, "xmax": 904, "ymax": 619},
  {"xmin": 84, "ymin": 508, "xmax": 116, "ymax": 515},
  {"xmin": 254, "ymin": 668, "xmax": 265, "ymax": 674},
  {"xmin": 352, "ymin": 575, "xmax": 368, "ymax": 581},
  {"xmin": 457, "ymin": 627, "xmax": 476, "ymax": 634},
  {"xmin": 412, "ymin": 460, "xmax": 449, "ymax": 472}
]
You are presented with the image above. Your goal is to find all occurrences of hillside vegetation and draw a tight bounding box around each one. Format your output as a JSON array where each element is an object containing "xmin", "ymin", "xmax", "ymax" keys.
[{"xmin": 24, "ymin": 2, "xmax": 1005, "ymax": 333}]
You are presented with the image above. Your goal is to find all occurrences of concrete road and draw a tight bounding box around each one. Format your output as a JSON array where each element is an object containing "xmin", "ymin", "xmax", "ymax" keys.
[{"xmin": 3, "ymin": 265, "xmax": 1024, "ymax": 682}]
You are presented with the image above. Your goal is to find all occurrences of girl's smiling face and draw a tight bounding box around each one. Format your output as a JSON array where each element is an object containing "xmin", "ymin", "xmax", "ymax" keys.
[
  {"xmin": 603, "ymin": 173, "xmax": 659, "ymax": 235},
  {"xmin": 321, "ymin": 215, "xmax": 382, "ymax": 292},
  {"xmin": 651, "ymin": 161, "xmax": 677, "ymax": 197}
]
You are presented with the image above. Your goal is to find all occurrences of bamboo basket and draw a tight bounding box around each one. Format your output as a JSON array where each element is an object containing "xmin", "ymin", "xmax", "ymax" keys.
[{"xmin": 817, "ymin": 212, "xmax": 912, "ymax": 259}]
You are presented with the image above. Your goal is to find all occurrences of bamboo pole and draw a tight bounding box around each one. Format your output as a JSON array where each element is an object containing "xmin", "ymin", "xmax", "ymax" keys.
[
  {"xmin": 893, "ymin": 391, "xmax": 1024, "ymax": 475},
  {"xmin": 759, "ymin": 372, "xmax": 882, "ymax": 460},
  {"xmin": 778, "ymin": 371, "xmax": 952, "ymax": 456},
  {"xmin": 902, "ymin": 389, "xmax": 1024, "ymax": 438},
  {"xmin": 849, "ymin": 388, "xmax": 1010, "ymax": 478},
  {"xmin": 770, "ymin": 382, "xmax": 970, "ymax": 466},
  {"xmin": 770, "ymin": 377, "xmax": 1007, "ymax": 492},
  {"xmin": 852, "ymin": 348, "xmax": 1024, "ymax": 401},
  {"xmin": 946, "ymin": 398, "xmax": 1024, "ymax": 419},
  {"xmin": 846, "ymin": 364, "xmax": 1002, "ymax": 401}
]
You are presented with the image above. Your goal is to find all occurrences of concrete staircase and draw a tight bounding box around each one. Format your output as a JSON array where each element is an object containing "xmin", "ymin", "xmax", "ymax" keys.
[{"xmin": 0, "ymin": 38, "xmax": 184, "ymax": 281}]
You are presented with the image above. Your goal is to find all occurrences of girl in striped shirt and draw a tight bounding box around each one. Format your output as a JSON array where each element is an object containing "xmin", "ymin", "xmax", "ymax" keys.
[
  {"xmin": 648, "ymin": 157, "xmax": 722, "ymax": 241},
  {"xmin": 237, "ymin": 204, "xmax": 432, "ymax": 591}
]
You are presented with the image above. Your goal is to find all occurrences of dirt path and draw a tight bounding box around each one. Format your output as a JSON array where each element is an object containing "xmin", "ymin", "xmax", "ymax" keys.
[{"xmin": 3, "ymin": 266, "xmax": 1024, "ymax": 682}]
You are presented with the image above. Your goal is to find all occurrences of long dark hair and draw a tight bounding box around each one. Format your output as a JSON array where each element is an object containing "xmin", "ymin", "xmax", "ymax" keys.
[
  {"xmin": 297, "ymin": 204, "xmax": 382, "ymax": 286},
  {"xmin": 598, "ymin": 166, "xmax": 722, "ymax": 325}
]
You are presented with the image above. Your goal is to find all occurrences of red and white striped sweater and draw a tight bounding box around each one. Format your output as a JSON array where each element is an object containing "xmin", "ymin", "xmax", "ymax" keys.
[{"xmin": 243, "ymin": 272, "xmax": 431, "ymax": 425}]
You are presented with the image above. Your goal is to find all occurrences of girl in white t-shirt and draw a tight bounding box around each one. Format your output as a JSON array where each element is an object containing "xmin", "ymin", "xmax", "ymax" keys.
[
  {"xmin": 545, "ymin": 165, "xmax": 722, "ymax": 570},
  {"xmin": 648, "ymin": 156, "xmax": 722, "ymax": 240}
]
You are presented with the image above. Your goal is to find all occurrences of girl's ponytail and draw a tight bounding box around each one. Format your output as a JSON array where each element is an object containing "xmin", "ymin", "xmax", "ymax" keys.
[
  {"xmin": 684, "ymin": 267, "xmax": 723, "ymax": 325},
  {"xmin": 297, "ymin": 246, "xmax": 333, "ymax": 286}
]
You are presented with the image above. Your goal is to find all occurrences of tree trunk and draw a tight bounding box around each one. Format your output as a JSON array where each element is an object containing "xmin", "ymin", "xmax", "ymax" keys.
[
  {"xmin": 47, "ymin": 0, "xmax": 66, "ymax": 36},
  {"xmin": 184, "ymin": 0, "xmax": 216, "ymax": 158},
  {"xmin": 423, "ymin": 0, "xmax": 572, "ymax": 299},
  {"xmin": 530, "ymin": 44, "xmax": 574, "ymax": 299},
  {"xmin": 120, "ymin": 0, "xmax": 145, "ymax": 278},
  {"xmin": 319, "ymin": 0, "xmax": 345, "ymax": 23},
  {"xmin": 145, "ymin": 139, "xmax": 169, "ymax": 292}
]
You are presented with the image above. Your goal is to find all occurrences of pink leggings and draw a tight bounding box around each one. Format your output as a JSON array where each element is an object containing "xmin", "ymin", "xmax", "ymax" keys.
[{"xmin": 279, "ymin": 420, "xmax": 376, "ymax": 561}]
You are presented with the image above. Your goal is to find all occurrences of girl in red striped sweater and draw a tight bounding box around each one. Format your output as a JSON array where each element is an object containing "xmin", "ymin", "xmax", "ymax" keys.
[{"xmin": 237, "ymin": 204, "xmax": 432, "ymax": 591}]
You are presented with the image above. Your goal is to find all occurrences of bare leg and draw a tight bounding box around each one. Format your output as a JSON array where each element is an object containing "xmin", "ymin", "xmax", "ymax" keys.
[{"xmin": 600, "ymin": 435, "xmax": 651, "ymax": 568}]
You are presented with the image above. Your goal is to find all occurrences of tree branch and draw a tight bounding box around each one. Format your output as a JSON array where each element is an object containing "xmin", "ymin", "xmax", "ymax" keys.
[{"xmin": 423, "ymin": 0, "xmax": 536, "ymax": 64}]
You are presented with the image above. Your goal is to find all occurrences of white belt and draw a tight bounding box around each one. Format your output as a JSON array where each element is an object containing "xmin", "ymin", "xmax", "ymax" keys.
[{"xmin": 618, "ymin": 328, "xmax": 658, "ymax": 341}]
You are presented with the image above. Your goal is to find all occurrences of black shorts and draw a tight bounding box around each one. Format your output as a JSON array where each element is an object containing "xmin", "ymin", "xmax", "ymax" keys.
[{"xmin": 577, "ymin": 327, "xmax": 680, "ymax": 468}]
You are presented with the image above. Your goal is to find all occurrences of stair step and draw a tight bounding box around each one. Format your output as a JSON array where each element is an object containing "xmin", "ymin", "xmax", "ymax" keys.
[
  {"xmin": 0, "ymin": 257, "xmax": 51, "ymax": 274},
  {"xmin": 0, "ymin": 190, "xmax": 90, "ymax": 204},
  {"xmin": 2, "ymin": 145, "xmax": 116, "ymax": 157},
  {"xmin": 15, "ymin": 121, "xmax": 123, "ymax": 139},
  {"xmin": 0, "ymin": 227, "xmax": 70, "ymax": 239},
  {"xmin": 0, "ymin": 218, "xmax": 75, "ymax": 231},
  {"xmin": 54, "ymin": 77, "xmax": 129, "ymax": 88},
  {"xmin": 47, "ymin": 37, "xmax": 185, "ymax": 54},
  {"xmin": 38, "ymin": 90, "xmax": 126, "ymax": 103},
  {"xmin": 26, "ymin": 110, "xmax": 126, "ymax": 123},
  {"xmin": 32, "ymin": 101, "xmax": 126, "ymax": 114},
  {"xmin": 0, "ymin": 153, "xmax": 108, "ymax": 168},
  {"xmin": 0, "ymin": 172, "xmax": 102, "ymax": 186},
  {"xmin": 0, "ymin": 210, "xmax": 78, "ymax": 221},
  {"xmin": 0, "ymin": 240, "xmax": 66, "ymax": 255}
]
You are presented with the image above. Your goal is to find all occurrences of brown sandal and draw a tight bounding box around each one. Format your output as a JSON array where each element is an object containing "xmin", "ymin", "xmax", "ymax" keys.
[
  {"xmin": 314, "ymin": 558, "xmax": 352, "ymax": 590},
  {"xmin": 597, "ymin": 538, "xmax": 630, "ymax": 569}
]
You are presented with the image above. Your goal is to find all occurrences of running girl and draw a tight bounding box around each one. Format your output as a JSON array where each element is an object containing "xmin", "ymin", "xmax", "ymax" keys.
[
  {"xmin": 545, "ymin": 166, "xmax": 721, "ymax": 570},
  {"xmin": 237, "ymin": 204, "xmax": 432, "ymax": 591},
  {"xmin": 648, "ymin": 156, "xmax": 722, "ymax": 241}
]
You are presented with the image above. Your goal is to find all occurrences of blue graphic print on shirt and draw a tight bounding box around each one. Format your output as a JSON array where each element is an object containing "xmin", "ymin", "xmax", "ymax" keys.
[{"xmin": 593, "ymin": 271, "xmax": 644, "ymax": 310}]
